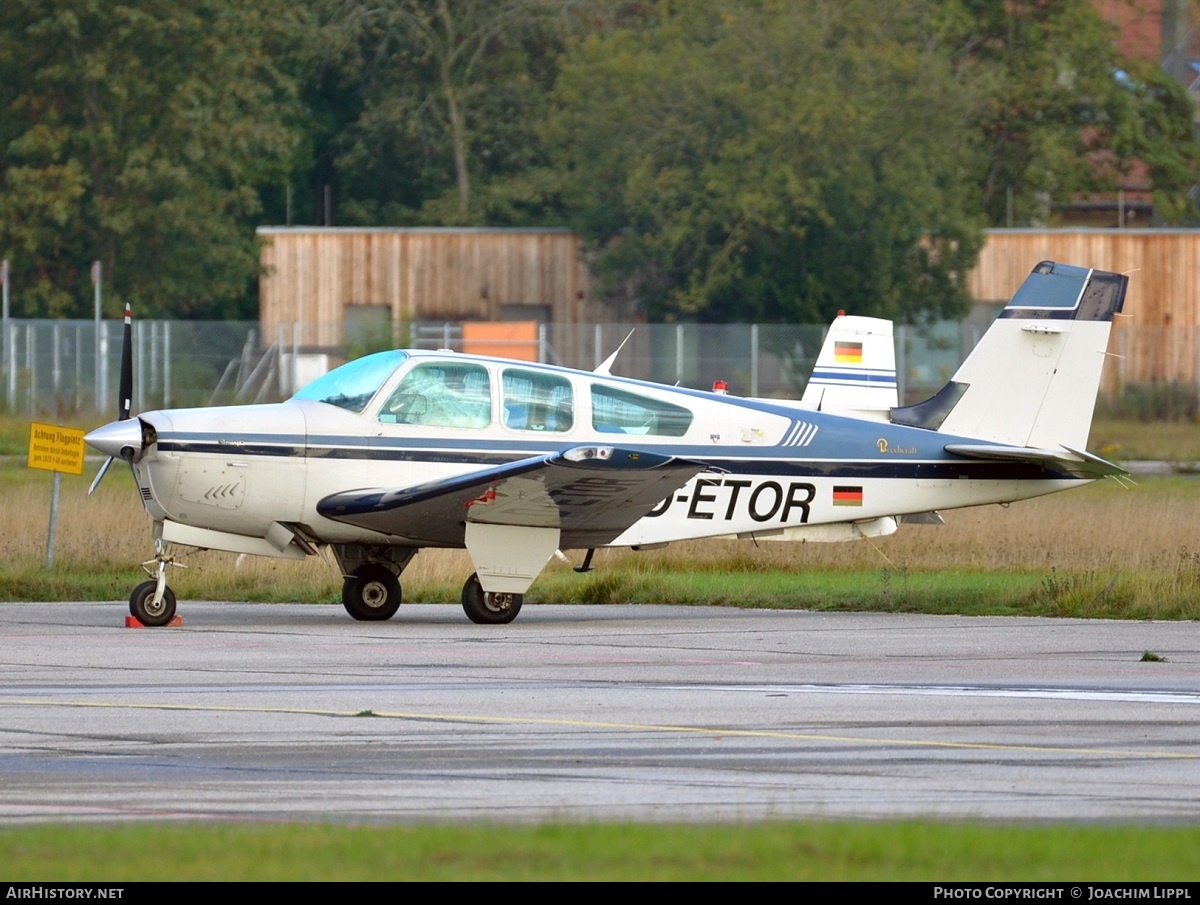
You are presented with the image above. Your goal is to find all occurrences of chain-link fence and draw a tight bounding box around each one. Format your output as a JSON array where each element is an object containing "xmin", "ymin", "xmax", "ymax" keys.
[{"xmin": 0, "ymin": 317, "xmax": 1189, "ymax": 417}]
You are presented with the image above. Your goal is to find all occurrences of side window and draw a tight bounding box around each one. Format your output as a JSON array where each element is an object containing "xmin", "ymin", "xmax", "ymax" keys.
[
  {"xmin": 379, "ymin": 362, "xmax": 492, "ymax": 429},
  {"xmin": 502, "ymin": 369, "xmax": 574, "ymax": 432},
  {"xmin": 591, "ymin": 384, "xmax": 693, "ymax": 437}
]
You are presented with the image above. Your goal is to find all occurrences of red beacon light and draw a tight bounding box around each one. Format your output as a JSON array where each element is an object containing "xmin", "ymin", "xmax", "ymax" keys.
[{"xmin": 712, "ymin": 380, "xmax": 728, "ymax": 395}]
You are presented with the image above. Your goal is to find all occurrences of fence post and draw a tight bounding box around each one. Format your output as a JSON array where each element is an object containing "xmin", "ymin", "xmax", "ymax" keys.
[
  {"xmin": 92, "ymin": 261, "xmax": 102, "ymax": 414},
  {"xmin": 750, "ymin": 324, "xmax": 759, "ymax": 397},
  {"xmin": 99, "ymin": 319, "xmax": 109, "ymax": 414},
  {"xmin": 163, "ymin": 321, "xmax": 171, "ymax": 408},
  {"xmin": 52, "ymin": 321, "xmax": 61, "ymax": 414},
  {"xmin": 25, "ymin": 323, "xmax": 34, "ymax": 414},
  {"xmin": 675, "ymin": 324, "xmax": 684, "ymax": 385},
  {"xmin": 74, "ymin": 323, "xmax": 83, "ymax": 411}
]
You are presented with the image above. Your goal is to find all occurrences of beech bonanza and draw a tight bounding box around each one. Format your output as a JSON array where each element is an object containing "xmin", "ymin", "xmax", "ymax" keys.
[{"xmin": 86, "ymin": 261, "xmax": 1128, "ymax": 626}]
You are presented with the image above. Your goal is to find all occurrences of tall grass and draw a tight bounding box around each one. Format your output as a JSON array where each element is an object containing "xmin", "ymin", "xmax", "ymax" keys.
[
  {"xmin": 5, "ymin": 453, "xmax": 1200, "ymax": 618},
  {"xmin": 2, "ymin": 411, "xmax": 1196, "ymax": 613}
]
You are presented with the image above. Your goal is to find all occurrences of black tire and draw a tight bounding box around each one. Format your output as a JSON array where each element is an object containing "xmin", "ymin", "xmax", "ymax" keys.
[
  {"xmin": 461, "ymin": 573, "xmax": 523, "ymax": 625},
  {"xmin": 342, "ymin": 564, "xmax": 402, "ymax": 621},
  {"xmin": 129, "ymin": 579, "xmax": 177, "ymax": 627}
]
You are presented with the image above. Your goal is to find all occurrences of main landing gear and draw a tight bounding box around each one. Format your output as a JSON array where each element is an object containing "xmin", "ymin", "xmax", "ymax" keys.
[
  {"xmin": 341, "ymin": 563, "xmax": 402, "ymax": 621},
  {"xmin": 461, "ymin": 572, "xmax": 522, "ymax": 625}
]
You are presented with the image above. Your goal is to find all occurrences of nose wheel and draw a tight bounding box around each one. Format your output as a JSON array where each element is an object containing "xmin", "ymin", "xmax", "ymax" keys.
[
  {"xmin": 342, "ymin": 563, "xmax": 402, "ymax": 621},
  {"xmin": 129, "ymin": 580, "xmax": 177, "ymax": 626},
  {"xmin": 461, "ymin": 573, "xmax": 523, "ymax": 625},
  {"xmin": 129, "ymin": 539, "xmax": 184, "ymax": 626}
]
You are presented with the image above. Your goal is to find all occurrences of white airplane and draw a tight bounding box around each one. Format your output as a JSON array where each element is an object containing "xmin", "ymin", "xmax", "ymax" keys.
[{"xmin": 86, "ymin": 260, "xmax": 1128, "ymax": 626}]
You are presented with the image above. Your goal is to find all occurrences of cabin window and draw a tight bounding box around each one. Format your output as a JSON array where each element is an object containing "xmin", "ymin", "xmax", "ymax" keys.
[
  {"xmin": 379, "ymin": 361, "xmax": 492, "ymax": 428},
  {"xmin": 502, "ymin": 369, "xmax": 573, "ymax": 432},
  {"xmin": 591, "ymin": 385, "xmax": 693, "ymax": 436},
  {"xmin": 291, "ymin": 350, "xmax": 409, "ymax": 413}
]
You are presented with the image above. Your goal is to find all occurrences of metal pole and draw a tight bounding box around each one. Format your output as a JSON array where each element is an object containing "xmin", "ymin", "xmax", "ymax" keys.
[
  {"xmin": 277, "ymin": 324, "xmax": 286, "ymax": 397},
  {"xmin": 2, "ymin": 260, "xmax": 10, "ymax": 412},
  {"xmin": 45, "ymin": 472, "xmax": 61, "ymax": 570},
  {"xmin": 75, "ymin": 323, "xmax": 83, "ymax": 410},
  {"xmin": 150, "ymin": 320, "xmax": 159, "ymax": 401},
  {"xmin": 897, "ymin": 325, "xmax": 906, "ymax": 405},
  {"xmin": 92, "ymin": 260, "xmax": 102, "ymax": 414},
  {"xmin": 52, "ymin": 321, "xmax": 61, "ymax": 413},
  {"xmin": 25, "ymin": 323, "xmax": 34, "ymax": 414},
  {"xmin": 675, "ymin": 324, "xmax": 684, "ymax": 385},
  {"xmin": 1, "ymin": 258, "xmax": 8, "ymax": 382},
  {"xmin": 750, "ymin": 324, "xmax": 759, "ymax": 397},
  {"xmin": 6, "ymin": 321, "xmax": 15, "ymax": 411},
  {"xmin": 163, "ymin": 321, "xmax": 171, "ymax": 408}
]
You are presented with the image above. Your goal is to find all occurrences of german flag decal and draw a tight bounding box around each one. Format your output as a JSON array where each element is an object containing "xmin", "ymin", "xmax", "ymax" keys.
[
  {"xmin": 834, "ymin": 341, "xmax": 863, "ymax": 363},
  {"xmin": 832, "ymin": 485, "xmax": 863, "ymax": 506}
]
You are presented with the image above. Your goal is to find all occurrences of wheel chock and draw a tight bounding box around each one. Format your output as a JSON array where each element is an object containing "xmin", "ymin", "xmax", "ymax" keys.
[{"xmin": 124, "ymin": 615, "xmax": 183, "ymax": 628}]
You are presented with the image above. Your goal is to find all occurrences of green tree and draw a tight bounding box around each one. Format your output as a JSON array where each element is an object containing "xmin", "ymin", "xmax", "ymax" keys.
[
  {"xmin": 545, "ymin": 0, "xmax": 985, "ymax": 324},
  {"xmin": 934, "ymin": 0, "xmax": 1200, "ymax": 226},
  {"xmin": 0, "ymin": 0, "xmax": 307, "ymax": 318},
  {"xmin": 314, "ymin": 0, "xmax": 572, "ymax": 226}
]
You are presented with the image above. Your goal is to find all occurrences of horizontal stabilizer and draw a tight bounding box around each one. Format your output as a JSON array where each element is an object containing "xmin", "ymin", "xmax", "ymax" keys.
[{"xmin": 943, "ymin": 443, "xmax": 1128, "ymax": 479}]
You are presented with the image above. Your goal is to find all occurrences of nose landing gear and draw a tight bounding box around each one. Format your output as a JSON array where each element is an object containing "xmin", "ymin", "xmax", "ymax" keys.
[{"xmin": 129, "ymin": 539, "xmax": 186, "ymax": 626}]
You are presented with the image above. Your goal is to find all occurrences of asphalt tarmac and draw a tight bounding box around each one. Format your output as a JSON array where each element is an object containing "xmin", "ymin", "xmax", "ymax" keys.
[{"xmin": 2, "ymin": 601, "xmax": 1199, "ymax": 824}]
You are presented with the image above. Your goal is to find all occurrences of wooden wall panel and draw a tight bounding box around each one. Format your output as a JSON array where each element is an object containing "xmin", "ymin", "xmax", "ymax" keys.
[
  {"xmin": 258, "ymin": 228, "xmax": 592, "ymax": 350},
  {"xmin": 260, "ymin": 227, "xmax": 1200, "ymax": 387},
  {"xmin": 968, "ymin": 230, "xmax": 1200, "ymax": 386}
]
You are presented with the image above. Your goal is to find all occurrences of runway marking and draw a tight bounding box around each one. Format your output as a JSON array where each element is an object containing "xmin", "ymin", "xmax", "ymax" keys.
[
  {"xmin": 688, "ymin": 684, "xmax": 1200, "ymax": 705},
  {"xmin": 1, "ymin": 696, "xmax": 1197, "ymax": 760}
]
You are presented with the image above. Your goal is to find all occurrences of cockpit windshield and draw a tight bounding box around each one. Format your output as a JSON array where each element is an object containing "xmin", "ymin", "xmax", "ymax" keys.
[{"xmin": 290, "ymin": 350, "xmax": 409, "ymax": 413}]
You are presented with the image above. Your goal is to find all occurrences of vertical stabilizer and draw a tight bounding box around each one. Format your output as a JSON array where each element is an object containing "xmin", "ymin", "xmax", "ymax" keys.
[
  {"xmin": 799, "ymin": 313, "xmax": 897, "ymax": 421},
  {"xmin": 891, "ymin": 261, "xmax": 1126, "ymax": 448}
]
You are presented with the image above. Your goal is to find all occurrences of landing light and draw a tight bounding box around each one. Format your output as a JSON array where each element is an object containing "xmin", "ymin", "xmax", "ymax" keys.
[{"xmin": 563, "ymin": 446, "xmax": 613, "ymax": 462}]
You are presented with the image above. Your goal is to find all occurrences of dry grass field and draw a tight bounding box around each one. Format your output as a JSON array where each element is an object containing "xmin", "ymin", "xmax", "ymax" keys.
[
  {"xmin": 0, "ymin": 411, "xmax": 1195, "ymax": 612},
  {"xmin": 4, "ymin": 455, "xmax": 1199, "ymax": 617}
]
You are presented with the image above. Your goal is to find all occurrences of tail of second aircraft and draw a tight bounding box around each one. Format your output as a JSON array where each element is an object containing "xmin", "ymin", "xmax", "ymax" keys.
[
  {"xmin": 891, "ymin": 261, "xmax": 1127, "ymax": 450},
  {"xmin": 798, "ymin": 313, "xmax": 897, "ymax": 421}
]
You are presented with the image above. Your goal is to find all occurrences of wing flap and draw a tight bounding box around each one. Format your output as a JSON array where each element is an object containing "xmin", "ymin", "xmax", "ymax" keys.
[{"xmin": 317, "ymin": 445, "xmax": 707, "ymax": 546}]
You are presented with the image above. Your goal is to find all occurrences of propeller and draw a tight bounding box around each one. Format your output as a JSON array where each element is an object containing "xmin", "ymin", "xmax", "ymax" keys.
[{"xmin": 86, "ymin": 303, "xmax": 137, "ymax": 494}]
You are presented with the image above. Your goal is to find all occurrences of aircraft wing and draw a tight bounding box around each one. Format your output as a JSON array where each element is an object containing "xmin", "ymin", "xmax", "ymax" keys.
[
  {"xmin": 943, "ymin": 443, "xmax": 1128, "ymax": 479},
  {"xmin": 317, "ymin": 445, "xmax": 708, "ymax": 547}
]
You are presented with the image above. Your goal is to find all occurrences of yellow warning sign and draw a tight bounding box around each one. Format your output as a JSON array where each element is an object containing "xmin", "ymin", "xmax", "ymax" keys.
[{"xmin": 28, "ymin": 422, "xmax": 86, "ymax": 476}]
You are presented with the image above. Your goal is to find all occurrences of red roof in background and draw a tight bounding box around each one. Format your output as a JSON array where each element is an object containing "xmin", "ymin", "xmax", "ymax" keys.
[{"xmin": 1097, "ymin": 0, "xmax": 1164, "ymax": 61}]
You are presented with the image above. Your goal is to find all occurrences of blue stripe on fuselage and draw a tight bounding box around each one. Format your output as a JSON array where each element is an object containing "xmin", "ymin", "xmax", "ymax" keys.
[{"xmin": 156, "ymin": 435, "xmax": 1074, "ymax": 481}]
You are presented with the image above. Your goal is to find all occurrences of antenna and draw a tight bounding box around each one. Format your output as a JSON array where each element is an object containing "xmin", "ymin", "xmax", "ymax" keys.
[{"xmin": 593, "ymin": 329, "xmax": 635, "ymax": 376}]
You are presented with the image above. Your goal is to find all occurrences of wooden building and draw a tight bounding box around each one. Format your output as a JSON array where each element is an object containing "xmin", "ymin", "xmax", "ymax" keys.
[
  {"xmin": 258, "ymin": 227, "xmax": 595, "ymax": 350},
  {"xmin": 259, "ymin": 226, "xmax": 1200, "ymax": 391},
  {"xmin": 969, "ymin": 229, "xmax": 1200, "ymax": 387}
]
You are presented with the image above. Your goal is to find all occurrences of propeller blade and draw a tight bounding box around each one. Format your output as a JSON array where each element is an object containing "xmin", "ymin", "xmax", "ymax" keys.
[
  {"xmin": 88, "ymin": 455, "xmax": 114, "ymax": 496},
  {"xmin": 87, "ymin": 303, "xmax": 135, "ymax": 495},
  {"xmin": 118, "ymin": 303, "xmax": 132, "ymax": 420}
]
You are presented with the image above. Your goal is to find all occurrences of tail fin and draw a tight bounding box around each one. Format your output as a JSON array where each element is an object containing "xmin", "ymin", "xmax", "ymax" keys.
[
  {"xmin": 799, "ymin": 313, "xmax": 897, "ymax": 421},
  {"xmin": 891, "ymin": 261, "xmax": 1126, "ymax": 448}
]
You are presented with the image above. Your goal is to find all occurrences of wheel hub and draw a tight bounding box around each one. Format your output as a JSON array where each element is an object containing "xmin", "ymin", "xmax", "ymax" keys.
[
  {"xmin": 362, "ymin": 581, "xmax": 389, "ymax": 608},
  {"xmin": 485, "ymin": 592, "xmax": 515, "ymax": 612}
]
